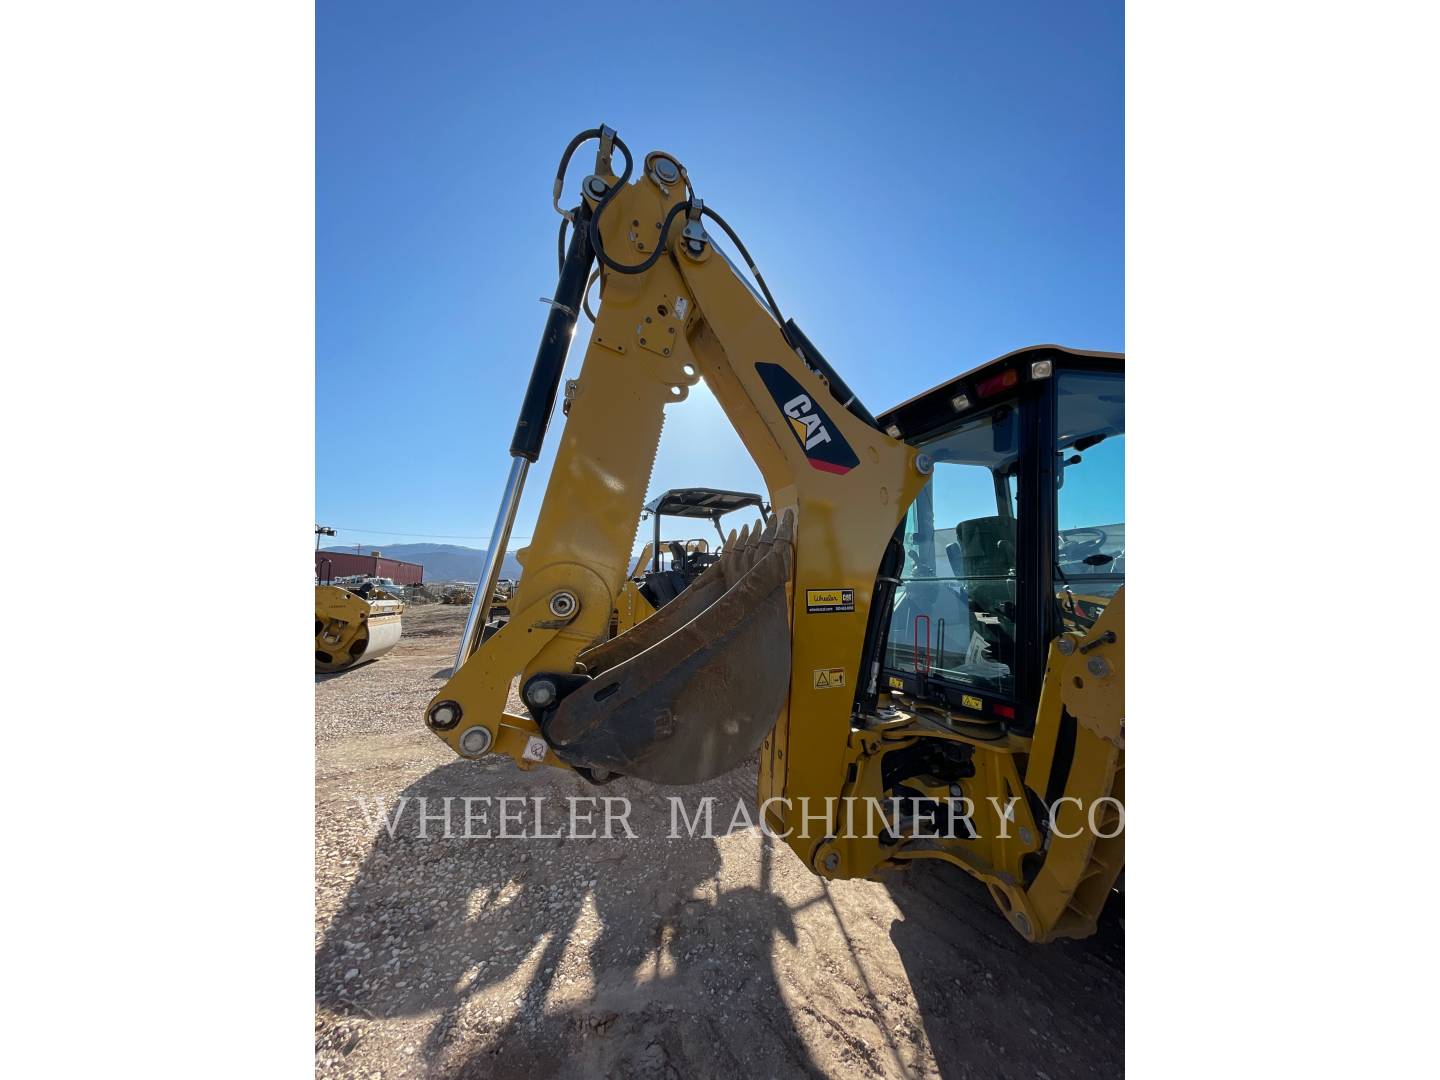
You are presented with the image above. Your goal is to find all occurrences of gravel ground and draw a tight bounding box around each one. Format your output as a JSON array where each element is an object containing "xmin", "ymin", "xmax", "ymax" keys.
[{"xmin": 316, "ymin": 604, "xmax": 1124, "ymax": 1078}]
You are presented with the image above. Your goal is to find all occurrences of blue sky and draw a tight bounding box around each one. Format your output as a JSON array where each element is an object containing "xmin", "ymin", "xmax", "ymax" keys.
[{"xmin": 317, "ymin": 1, "xmax": 1123, "ymax": 553}]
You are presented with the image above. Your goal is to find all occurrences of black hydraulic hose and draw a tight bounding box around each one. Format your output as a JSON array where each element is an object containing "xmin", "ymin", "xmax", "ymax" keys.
[
  {"xmin": 597, "ymin": 199, "xmax": 690, "ymax": 276},
  {"xmin": 554, "ymin": 128, "xmax": 686, "ymax": 277},
  {"xmin": 551, "ymin": 129, "xmax": 804, "ymax": 377},
  {"xmin": 587, "ymin": 134, "xmax": 689, "ymax": 276},
  {"xmin": 585, "ymin": 133, "xmax": 633, "ymax": 268},
  {"xmin": 553, "ymin": 126, "xmax": 605, "ymax": 274},
  {"xmin": 560, "ymin": 128, "xmax": 788, "ymax": 325},
  {"xmin": 695, "ymin": 204, "xmax": 786, "ymax": 326},
  {"xmin": 552, "ymin": 126, "xmax": 604, "ymax": 217},
  {"xmin": 581, "ymin": 267, "xmax": 600, "ymax": 322}
]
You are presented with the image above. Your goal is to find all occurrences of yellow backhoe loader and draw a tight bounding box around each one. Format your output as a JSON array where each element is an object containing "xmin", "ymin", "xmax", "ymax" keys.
[
  {"xmin": 612, "ymin": 487, "xmax": 768, "ymax": 635},
  {"xmin": 425, "ymin": 127, "xmax": 1123, "ymax": 942}
]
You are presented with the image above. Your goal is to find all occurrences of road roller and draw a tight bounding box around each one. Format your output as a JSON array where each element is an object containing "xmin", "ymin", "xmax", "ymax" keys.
[{"xmin": 315, "ymin": 584, "xmax": 404, "ymax": 673}]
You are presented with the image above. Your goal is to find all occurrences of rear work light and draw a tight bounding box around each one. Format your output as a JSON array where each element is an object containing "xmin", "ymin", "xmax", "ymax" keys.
[{"xmin": 975, "ymin": 368, "xmax": 1019, "ymax": 398}]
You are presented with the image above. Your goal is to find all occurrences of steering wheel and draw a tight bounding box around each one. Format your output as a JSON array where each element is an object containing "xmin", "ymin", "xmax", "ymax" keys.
[{"xmin": 1058, "ymin": 527, "xmax": 1108, "ymax": 562}]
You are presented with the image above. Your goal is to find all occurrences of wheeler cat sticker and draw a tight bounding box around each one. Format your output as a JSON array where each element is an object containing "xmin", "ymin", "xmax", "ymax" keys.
[{"xmin": 806, "ymin": 588, "xmax": 855, "ymax": 613}]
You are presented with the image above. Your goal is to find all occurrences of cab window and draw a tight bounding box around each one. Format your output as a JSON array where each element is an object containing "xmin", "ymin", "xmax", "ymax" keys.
[
  {"xmin": 885, "ymin": 405, "xmax": 1019, "ymax": 697},
  {"xmin": 1055, "ymin": 369, "xmax": 1124, "ymax": 631}
]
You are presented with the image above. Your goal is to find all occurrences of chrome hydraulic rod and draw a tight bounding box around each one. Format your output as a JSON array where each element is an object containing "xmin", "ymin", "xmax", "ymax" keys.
[
  {"xmin": 454, "ymin": 200, "xmax": 596, "ymax": 667},
  {"xmin": 455, "ymin": 456, "xmax": 528, "ymax": 666}
]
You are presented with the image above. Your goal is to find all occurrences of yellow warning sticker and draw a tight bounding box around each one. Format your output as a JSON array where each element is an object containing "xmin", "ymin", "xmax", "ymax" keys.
[
  {"xmin": 813, "ymin": 667, "xmax": 846, "ymax": 689},
  {"xmin": 961, "ymin": 694, "xmax": 983, "ymax": 711},
  {"xmin": 806, "ymin": 588, "xmax": 855, "ymax": 613},
  {"xmin": 887, "ymin": 675, "xmax": 905, "ymax": 690}
]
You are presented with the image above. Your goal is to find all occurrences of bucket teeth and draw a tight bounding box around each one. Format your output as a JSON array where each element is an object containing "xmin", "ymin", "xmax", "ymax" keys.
[
  {"xmin": 723, "ymin": 516, "xmax": 772, "ymax": 585},
  {"xmin": 549, "ymin": 508, "xmax": 796, "ymax": 784}
]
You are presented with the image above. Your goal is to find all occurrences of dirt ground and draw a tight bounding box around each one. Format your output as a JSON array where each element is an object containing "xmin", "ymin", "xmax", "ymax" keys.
[{"xmin": 316, "ymin": 604, "xmax": 1123, "ymax": 1079}]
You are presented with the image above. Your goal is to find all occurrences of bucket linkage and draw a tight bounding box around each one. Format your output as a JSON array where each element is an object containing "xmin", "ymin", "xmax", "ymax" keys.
[{"xmin": 528, "ymin": 510, "xmax": 795, "ymax": 785}]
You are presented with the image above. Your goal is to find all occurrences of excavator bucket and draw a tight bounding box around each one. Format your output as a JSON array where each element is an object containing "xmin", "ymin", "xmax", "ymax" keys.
[
  {"xmin": 539, "ymin": 511, "xmax": 795, "ymax": 784},
  {"xmin": 315, "ymin": 584, "xmax": 404, "ymax": 673}
]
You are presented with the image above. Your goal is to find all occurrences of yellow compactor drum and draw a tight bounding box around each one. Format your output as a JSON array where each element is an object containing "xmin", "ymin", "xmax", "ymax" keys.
[{"xmin": 315, "ymin": 585, "xmax": 404, "ymax": 673}]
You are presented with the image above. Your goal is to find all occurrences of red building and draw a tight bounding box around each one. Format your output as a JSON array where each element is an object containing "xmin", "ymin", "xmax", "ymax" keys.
[{"xmin": 316, "ymin": 550, "xmax": 424, "ymax": 585}]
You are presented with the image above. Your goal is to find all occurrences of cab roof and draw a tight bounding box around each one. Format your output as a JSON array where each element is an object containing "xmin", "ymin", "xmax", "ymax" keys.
[{"xmin": 877, "ymin": 344, "xmax": 1123, "ymax": 441}]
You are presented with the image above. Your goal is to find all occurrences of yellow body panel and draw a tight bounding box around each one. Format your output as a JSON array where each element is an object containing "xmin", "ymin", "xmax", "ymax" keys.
[
  {"xmin": 668, "ymin": 243, "xmax": 930, "ymax": 865},
  {"xmin": 611, "ymin": 579, "xmax": 657, "ymax": 636}
]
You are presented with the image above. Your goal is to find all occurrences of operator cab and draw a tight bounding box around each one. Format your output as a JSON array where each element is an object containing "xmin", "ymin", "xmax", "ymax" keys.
[
  {"xmin": 875, "ymin": 346, "xmax": 1124, "ymax": 732},
  {"xmin": 636, "ymin": 487, "xmax": 770, "ymax": 609}
]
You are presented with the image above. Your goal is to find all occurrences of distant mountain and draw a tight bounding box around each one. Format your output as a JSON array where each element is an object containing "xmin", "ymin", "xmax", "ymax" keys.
[{"xmin": 321, "ymin": 542, "xmax": 523, "ymax": 583}]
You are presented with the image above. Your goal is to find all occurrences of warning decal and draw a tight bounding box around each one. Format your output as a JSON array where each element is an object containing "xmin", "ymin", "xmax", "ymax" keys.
[
  {"xmin": 806, "ymin": 588, "xmax": 855, "ymax": 613},
  {"xmin": 813, "ymin": 667, "xmax": 846, "ymax": 689},
  {"xmin": 960, "ymin": 694, "xmax": 983, "ymax": 711}
]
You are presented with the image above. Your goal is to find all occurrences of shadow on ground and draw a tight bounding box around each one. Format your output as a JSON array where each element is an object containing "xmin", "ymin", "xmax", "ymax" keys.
[
  {"xmin": 317, "ymin": 754, "xmax": 1123, "ymax": 1079},
  {"xmin": 885, "ymin": 860, "xmax": 1124, "ymax": 1077},
  {"xmin": 317, "ymin": 760, "xmax": 820, "ymax": 1078}
]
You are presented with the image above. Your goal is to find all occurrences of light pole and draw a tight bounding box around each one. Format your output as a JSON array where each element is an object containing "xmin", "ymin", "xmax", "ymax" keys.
[{"xmin": 315, "ymin": 524, "xmax": 336, "ymax": 551}]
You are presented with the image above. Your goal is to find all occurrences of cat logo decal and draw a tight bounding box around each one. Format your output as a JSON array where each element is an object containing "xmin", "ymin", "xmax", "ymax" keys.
[{"xmin": 755, "ymin": 362, "xmax": 860, "ymax": 475}]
